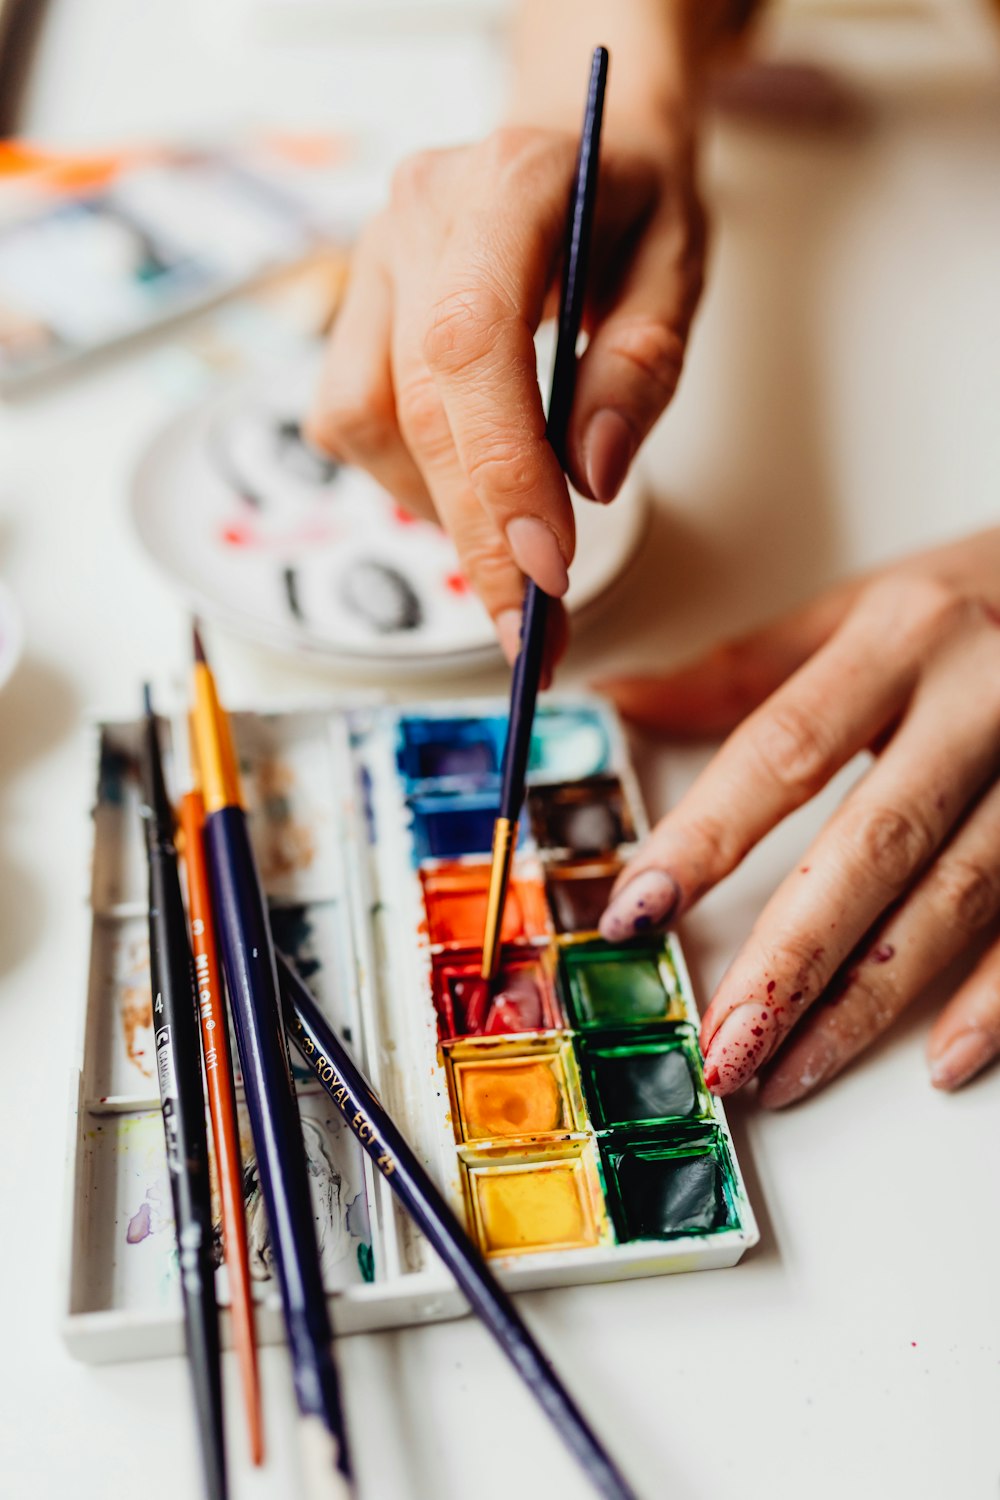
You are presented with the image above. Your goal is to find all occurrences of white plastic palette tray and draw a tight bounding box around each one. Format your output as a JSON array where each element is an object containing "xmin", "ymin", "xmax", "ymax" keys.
[{"xmin": 63, "ymin": 697, "xmax": 757, "ymax": 1364}]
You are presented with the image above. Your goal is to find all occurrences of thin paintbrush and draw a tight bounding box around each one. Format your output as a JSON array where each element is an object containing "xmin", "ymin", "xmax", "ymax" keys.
[
  {"xmin": 279, "ymin": 953, "xmax": 638, "ymax": 1500},
  {"xmin": 189, "ymin": 627, "xmax": 352, "ymax": 1499},
  {"xmin": 140, "ymin": 686, "xmax": 227, "ymax": 1500},
  {"xmin": 176, "ymin": 711, "xmax": 265, "ymax": 1467},
  {"xmin": 481, "ymin": 45, "xmax": 609, "ymax": 982}
]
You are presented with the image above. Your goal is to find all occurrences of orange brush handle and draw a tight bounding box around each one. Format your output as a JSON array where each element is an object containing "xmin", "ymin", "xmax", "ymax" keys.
[{"xmin": 180, "ymin": 789, "xmax": 264, "ymax": 1466}]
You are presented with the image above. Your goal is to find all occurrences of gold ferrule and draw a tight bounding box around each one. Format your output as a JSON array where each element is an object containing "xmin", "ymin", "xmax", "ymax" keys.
[
  {"xmin": 192, "ymin": 662, "xmax": 244, "ymax": 813},
  {"xmin": 480, "ymin": 817, "xmax": 517, "ymax": 981}
]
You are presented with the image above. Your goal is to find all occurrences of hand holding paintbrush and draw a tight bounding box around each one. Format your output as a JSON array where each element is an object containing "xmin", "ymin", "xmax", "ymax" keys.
[{"xmin": 480, "ymin": 46, "xmax": 609, "ymax": 985}]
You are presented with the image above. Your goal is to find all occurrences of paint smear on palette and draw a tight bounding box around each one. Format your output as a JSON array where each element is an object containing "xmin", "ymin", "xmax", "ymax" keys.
[
  {"xmin": 111, "ymin": 1112, "xmax": 182, "ymax": 1311},
  {"xmin": 239, "ymin": 1098, "xmax": 372, "ymax": 1287},
  {"xmin": 269, "ymin": 900, "xmax": 356, "ymax": 1078},
  {"xmin": 252, "ymin": 756, "xmax": 316, "ymax": 883},
  {"xmin": 113, "ymin": 926, "xmax": 155, "ymax": 1080}
]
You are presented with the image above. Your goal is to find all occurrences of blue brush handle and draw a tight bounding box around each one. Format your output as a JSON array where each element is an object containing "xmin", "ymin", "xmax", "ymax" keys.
[{"xmin": 205, "ymin": 805, "xmax": 350, "ymax": 1480}]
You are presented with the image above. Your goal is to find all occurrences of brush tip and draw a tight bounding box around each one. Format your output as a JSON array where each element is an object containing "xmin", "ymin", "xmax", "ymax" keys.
[
  {"xmin": 142, "ymin": 682, "xmax": 154, "ymax": 717},
  {"xmin": 192, "ymin": 621, "xmax": 207, "ymax": 664}
]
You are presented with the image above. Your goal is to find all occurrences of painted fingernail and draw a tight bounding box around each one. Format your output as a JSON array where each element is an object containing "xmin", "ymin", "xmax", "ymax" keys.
[
  {"xmin": 584, "ymin": 410, "xmax": 635, "ymax": 503},
  {"xmin": 929, "ymin": 1030, "xmax": 995, "ymax": 1091},
  {"xmin": 505, "ymin": 517, "xmax": 570, "ymax": 597},
  {"xmin": 495, "ymin": 609, "xmax": 522, "ymax": 666},
  {"xmin": 599, "ymin": 869, "xmax": 678, "ymax": 942},
  {"xmin": 702, "ymin": 1004, "xmax": 774, "ymax": 1096}
]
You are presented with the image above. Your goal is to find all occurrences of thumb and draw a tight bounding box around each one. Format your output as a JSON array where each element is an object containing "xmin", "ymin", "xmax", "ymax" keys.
[
  {"xmin": 597, "ymin": 583, "xmax": 859, "ymax": 738},
  {"xmin": 568, "ymin": 190, "xmax": 706, "ymax": 503}
]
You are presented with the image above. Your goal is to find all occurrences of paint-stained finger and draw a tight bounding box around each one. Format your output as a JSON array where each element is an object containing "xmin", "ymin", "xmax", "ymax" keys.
[
  {"xmin": 306, "ymin": 222, "xmax": 437, "ymax": 523},
  {"xmin": 597, "ymin": 583, "xmax": 858, "ymax": 740},
  {"xmin": 701, "ymin": 600, "xmax": 1000, "ymax": 1096},
  {"xmin": 599, "ymin": 575, "xmax": 950, "ymax": 945},
  {"xmin": 756, "ymin": 774, "xmax": 1000, "ymax": 1107}
]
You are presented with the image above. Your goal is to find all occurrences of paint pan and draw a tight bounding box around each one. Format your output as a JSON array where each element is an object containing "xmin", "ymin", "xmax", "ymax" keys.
[
  {"xmin": 599, "ymin": 1125, "xmax": 739, "ymax": 1242},
  {"xmin": 420, "ymin": 860, "xmax": 551, "ymax": 948},
  {"xmin": 460, "ymin": 1141, "xmax": 607, "ymax": 1257},
  {"xmin": 396, "ymin": 714, "xmax": 505, "ymax": 788},
  {"xmin": 561, "ymin": 938, "xmax": 686, "ymax": 1029},
  {"xmin": 407, "ymin": 790, "xmax": 526, "ymax": 862},
  {"xmin": 545, "ymin": 857, "xmax": 622, "ymax": 935},
  {"xmin": 526, "ymin": 775, "xmax": 636, "ymax": 853},
  {"xmin": 575, "ymin": 1025, "xmax": 709, "ymax": 1130},
  {"xmin": 445, "ymin": 1035, "xmax": 586, "ymax": 1145},
  {"xmin": 431, "ymin": 945, "xmax": 562, "ymax": 1040},
  {"xmin": 527, "ymin": 707, "xmax": 611, "ymax": 782}
]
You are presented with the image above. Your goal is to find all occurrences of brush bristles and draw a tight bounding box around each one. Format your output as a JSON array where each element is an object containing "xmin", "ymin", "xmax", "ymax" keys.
[{"xmin": 142, "ymin": 682, "xmax": 154, "ymax": 717}]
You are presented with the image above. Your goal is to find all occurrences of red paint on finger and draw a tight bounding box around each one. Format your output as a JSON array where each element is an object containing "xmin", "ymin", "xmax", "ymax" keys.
[{"xmin": 869, "ymin": 943, "xmax": 895, "ymax": 964}]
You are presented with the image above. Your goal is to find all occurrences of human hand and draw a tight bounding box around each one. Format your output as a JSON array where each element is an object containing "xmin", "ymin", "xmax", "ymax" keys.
[
  {"xmin": 598, "ymin": 529, "xmax": 1000, "ymax": 1106},
  {"xmin": 306, "ymin": 125, "xmax": 705, "ymax": 665}
]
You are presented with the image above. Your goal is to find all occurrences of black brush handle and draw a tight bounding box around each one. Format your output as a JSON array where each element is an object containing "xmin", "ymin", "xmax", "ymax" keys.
[
  {"xmin": 146, "ymin": 839, "xmax": 227, "ymax": 1500},
  {"xmin": 205, "ymin": 804, "xmax": 351, "ymax": 1485},
  {"xmin": 499, "ymin": 46, "xmax": 608, "ymax": 823},
  {"xmin": 280, "ymin": 953, "xmax": 637, "ymax": 1500}
]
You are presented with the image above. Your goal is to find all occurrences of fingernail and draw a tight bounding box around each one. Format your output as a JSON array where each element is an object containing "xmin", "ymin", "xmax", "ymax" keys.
[
  {"xmin": 929, "ymin": 1030, "xmax": 995, "ymax": 1091},
  {"xmin": 495, "ymin": 609, "xmax": 522, "ymax": 666},
  {"xmin": 584, "ymin": 410, "xmax": 634, "ymax": 503},
  {"xmin": 505, "ymin": 516, "xmax": 570, "ymax": 597},
  {"xmin": 702, "ymin": 1005, "xmax": 773, "ymax": 1096},
  {"xmin": 599, "ymin": 869, "xmax": 678, "ymax": 942}
]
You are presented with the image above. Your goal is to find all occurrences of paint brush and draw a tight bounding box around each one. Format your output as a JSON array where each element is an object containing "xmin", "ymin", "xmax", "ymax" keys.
[
  {"xmin": 189, "ymin": 626, "xmax": 353, "ymax": 1499},
  {"xmin": 175, "ymin": 711, "xmax": 264, "ymax": 1467},
  {"xmin": 480, "ymin": 45, "xmax": 608, "ymax": 984},
  {"xmin": 140, "ymin": 686, "xmax": 227, "ymax": 1500},
  {"xmin": 279, "ymin": 952, "xmax": 639, "ymax": 1500}
]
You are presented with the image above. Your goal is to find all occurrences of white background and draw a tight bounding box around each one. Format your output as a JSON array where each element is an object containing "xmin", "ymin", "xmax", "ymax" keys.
[{"xmin": 2, "ymin": 3, "xmax": 1000, "ymax": 1498}]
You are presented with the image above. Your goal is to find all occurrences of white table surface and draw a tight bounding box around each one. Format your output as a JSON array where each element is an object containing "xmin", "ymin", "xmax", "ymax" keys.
[{"xmin": 3, "ymin": 6, "xmax": 1000, "ymax": 1498}]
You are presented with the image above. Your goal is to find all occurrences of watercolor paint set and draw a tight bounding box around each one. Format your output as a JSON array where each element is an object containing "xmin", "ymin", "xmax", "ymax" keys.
[{"xmin": 64, "ymin": 697, "xmax": 757, "ymax": 1363}]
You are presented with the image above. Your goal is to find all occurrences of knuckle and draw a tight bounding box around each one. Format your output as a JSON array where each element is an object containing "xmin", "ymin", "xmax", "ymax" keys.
[
  {"xmin": 396, "ymin": 378, "xmax": 449, "ymax": 456},
  {"xmin": 862, "ymin": 573, "xmax": 969, "ymax": 648},
  {"xmin": 463, "ymin": 436, "xmax": 537, "ymax": 501},
  {"xmin": 930, "ymin": 856, "xmax": 1000, "ymax": 934},
  {"xmin": 604, "ymin": 317, "xmax": 685, "ymax": 405},
  {"xmin": 751, "ymin": 699, "xmax": 833, "ymax": 800},
  {"xmin": 853, "ymin": 803, "xmax": 935, "ymax": 889},
  {"xmin": 390, "ymin": 148, "xmax": 442, "ymax": 203},
  {"xmin": 314, "ymin": 387, "xmax": 393, "ymax": 457},
  {"xmin": 682, "ymin": 810, "xmax": 745, "ymax": 887},
  {"xmin": 422, "ymin": 286, "xmax": 508, "ymax": 375},
  {"xmin": 838, "ymin": 967, "xmax": 899, "ymax": 1041},
  {"xmin": 753, "ymin": 929, "xmax": 828, "ymax": 1010},
  {"xmin": 484, "ymin": 125, "xmax": 553, "ymax": 177}
]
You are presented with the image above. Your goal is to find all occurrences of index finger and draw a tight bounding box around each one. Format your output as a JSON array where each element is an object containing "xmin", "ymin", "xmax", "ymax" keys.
[{"xmin": 420, "ymin": 132, "xmax": 579, "ymax": 596}]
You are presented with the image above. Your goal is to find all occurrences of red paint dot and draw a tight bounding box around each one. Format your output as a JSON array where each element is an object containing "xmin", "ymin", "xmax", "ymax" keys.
[
  {"xmin": 790, "ymin": 990, "xmax": 803, "ymax": 1004},
  {"xmin": 767, "ymin": 981, "xmax": 776, "ymax": 995},
  {"xmin": 392, "ymin": 504, "xmax": 418, "ymax": 526},
  {"xmin": 751, "ymin": 1026, "xmax": 763, "ymax": 1038},
  {"xmin": 911, "ymin": 1341, "xmax": 917, "ymax": 1348},
  {"xmin": 444, "ymin": 571, "xmax": 470, "ymax": 595},
  {"xmin": 220, "ymin": 522, "xmax": 253, "ymax": 546}
]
